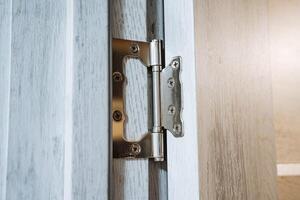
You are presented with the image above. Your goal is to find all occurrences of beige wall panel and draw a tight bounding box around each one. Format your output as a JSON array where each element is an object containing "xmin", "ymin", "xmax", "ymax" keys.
[
  {"xmin": 195, "ymin": 0, "xmax": 277, "ymax": 199},
  {"xmin": 270, "ymin": 0, "xmax": 300, "ymax": 164}
]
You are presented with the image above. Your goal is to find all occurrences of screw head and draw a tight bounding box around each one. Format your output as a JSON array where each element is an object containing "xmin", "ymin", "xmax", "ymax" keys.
[
  {"xmin": 168, "ymin": 105, "xmax": 176, "ymax": 115},
  {"xmin": 130, "ymin": 43, "xmax": 139, "ymax": 54},
  {"xmin": 113, "ymin": 110, "xmax": 122, "ymax": 121},
  {"xmin": 112, "ymin": 72, "xmax": 123, "ymax": 82},
  {"xmin": 167, "ymin": 77, "xmax": 175, "ymax": 88},
  {"xmin": 171, "ymin": 60, "xmax": 179, "ymax": 69},
  {"xmin": 173, "ymin": 123, "xmax": 182, "ymax": 134},
  {"xmin": 130, "ymin": 143, "xmax": 141, "ymax": 155}
]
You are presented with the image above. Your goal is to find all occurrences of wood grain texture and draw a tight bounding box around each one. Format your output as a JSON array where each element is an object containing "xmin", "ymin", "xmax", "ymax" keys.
[
  {"xmin": 269, "ymin": 0, "xmax": 300, "ymax": 164},
  {"xmin": 0, "ymin": 0, "xmax": 11, "ymax": 199},
  {"xmin": 194, "ymin": 0, "xmax": 277, "ymax": 199},
  {"xmin": 278, "ymin": 176, "xmax": 300, "ymax": 200},
  {"xmin": 164, "ymin": 0, "xmax": 200, "ymax": 199},
  {"xmin": 71, "ymin": 0, "xmax": 110, "ymax": 199},
  {"xmin": 111, "ymin": 1, "xmax": 149, "ymax": 199},
  {"xmin": 6, "ymin": 0, "xmax": 66, "ymax": 199}
]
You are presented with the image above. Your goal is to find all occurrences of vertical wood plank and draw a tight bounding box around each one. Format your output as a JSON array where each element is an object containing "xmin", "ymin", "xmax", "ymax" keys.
[
  {"xmin": 6, "ymin": 1, "xmax": 66, "ymax": 199},
  {"xmin": 164, "ymin": 0, "xmax": 200, "ymax": 199},
  {"xmin": 0, "ymin": 0, "xmax": 11, "ymax": 199},
  {"xmin": 112, "ymin": 1, "xmax": 149, "ymax": 199},
  {"xmin": 64, "ymin": 0, "xmax": 73, "ymax": 199},
  {"xmin": 195, "ymin": 0, "xmax": 277, "ymax": 199},
  {"xmin": 71, "ymin": 0, "xmax": 110, "ymax": 199}
]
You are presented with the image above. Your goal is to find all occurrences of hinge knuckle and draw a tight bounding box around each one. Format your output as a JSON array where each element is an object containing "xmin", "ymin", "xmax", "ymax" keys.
[
  {"xmin": 150, "ymin": 39, "xmax": 162, "ymax": 67},
  {"xmin": 112, "ymin": 38, "xmax": 183, "ymax": 161}
]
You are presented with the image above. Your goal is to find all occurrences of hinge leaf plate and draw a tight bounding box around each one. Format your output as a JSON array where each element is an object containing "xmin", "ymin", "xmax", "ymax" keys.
[
  {"xmin": 161, "ymin": 56, "xmax": 183, "ymax": 137},
  {"xmin": 112, "ymin": 38, "xmax": 183, "ymax": 161}
]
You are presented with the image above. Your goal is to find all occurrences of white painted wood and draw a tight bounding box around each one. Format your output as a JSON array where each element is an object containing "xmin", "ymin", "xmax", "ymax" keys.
[
  {"xmin": 2, "ymin": 0, "xmax": 110, "ymax": 199},
  {"xmin": 5, "ymin": 0, "xmax": 66, "ymax": 199},
  {"xmin": 0, "ymin": 0, "xmax": 11, "ymax": 199},
  {"xmin": 71, "ymin": 0, "xmax": 110, "ymax": 199},
  {"xmin": 164, "ymin": 0, "xmax": 200, "ymax": 199},
  {"xmin": 64, "ymin": 0, "xmax": 73, "ymax": 199},
  {"xmin": 1, "ymin": 1, "xmax": 279, "ymax": 200},
  {"xmin": 111, "ymin": 1, "xmax": 149, "ymax": 199}
]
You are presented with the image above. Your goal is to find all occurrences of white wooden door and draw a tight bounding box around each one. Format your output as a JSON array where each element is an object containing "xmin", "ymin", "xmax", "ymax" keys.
[
  {"xmin": 0, "ymin": 0, "xmax": 278, "ymax": 200},
  {"xmin": 0, "ymin": 0, "xmax": 110, "ymax": 199}
]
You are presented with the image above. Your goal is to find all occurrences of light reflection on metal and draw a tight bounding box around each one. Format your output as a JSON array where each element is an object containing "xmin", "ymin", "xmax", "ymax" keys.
[{"xmin": 112, "ymin": 38, "xmax": 183, "ymax": 161}]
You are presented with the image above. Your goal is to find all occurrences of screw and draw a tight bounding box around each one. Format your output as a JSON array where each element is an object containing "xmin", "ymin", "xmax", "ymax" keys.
[
  {"xmin": 130, "ymin": 44, "xmax": 139, "ymax": 54},
  {"xmin": 171, "ymin": 60, "xmax": 179, "ymax": 69},
  {"xmin": 168, "ymin": 105, "xmax": 176, "ymax": 115},
  {"xmin": 113, "ymin": 110, "xmax": 122, "ymax": 121},
  {"xmin": 130, "ymin": 143, "xmax": 141, "ymax": 155},
  {"xmin": 173, "ymin": 123, "xmax": 182, "ymax": 134},
  {"xmin": 112, "ymin": 72, "xmax": 123, "ymax": 82},
  {"xmin": 167, "ymin": 78, "xmax": 175, "ymax": 88}
]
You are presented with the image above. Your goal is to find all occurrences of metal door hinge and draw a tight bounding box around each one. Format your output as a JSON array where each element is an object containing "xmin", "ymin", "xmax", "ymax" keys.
[{"xmin": 112, "ymin": 38, "xmax": 183, "ymax": 162}]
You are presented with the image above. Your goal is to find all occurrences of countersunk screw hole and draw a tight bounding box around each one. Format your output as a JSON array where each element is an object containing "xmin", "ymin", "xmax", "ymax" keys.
[
  {"xmin": 113, "ymin": 72, "xmax": 123, "ymax": 82},
  {"xmin": 113, "ymin": 110, "xmax": 122, "ymax": 121},
  {"xmin": 130, "ymin": 44, "xmax": 139, "ymax": 54},
  {"xmin": 173, "ymin": 124, "xmax": 182, "ymax": 134},
  {"xmin": 167, "ymin": 78, "xmax": 175, "ymax": 88},
  {"xmin": 168, "ymin": 105, "xmax": 176, "ymax": 115},
  {"xmin": 171, "ymin": 60, "xmax": 179, "ymax": 69},
  {"xmin": 130, "ymin": 143, "xmax": 141, "ymax": 155}
]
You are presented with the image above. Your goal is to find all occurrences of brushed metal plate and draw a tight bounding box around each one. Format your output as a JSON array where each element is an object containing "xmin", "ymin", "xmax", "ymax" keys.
[{"xmin": 161, "ymin": 56, "xmax": 183, "ymax": 137}]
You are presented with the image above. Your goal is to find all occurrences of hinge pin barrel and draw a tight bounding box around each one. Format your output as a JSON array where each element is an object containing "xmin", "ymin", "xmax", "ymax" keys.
[
  {"xmin": 112, "ymin": 38, "xmax": 182, "ymax": 161},
  {"xmin": 152, "ymin": 66, "xmax": 162, "ymax": 133},
  {"xmin": 150, "ymin": 40, "xmax": 164, "ymax": 161},
  {"xmin": 150, "ymin": 39, "xmax": 163, "ymax": 133}
]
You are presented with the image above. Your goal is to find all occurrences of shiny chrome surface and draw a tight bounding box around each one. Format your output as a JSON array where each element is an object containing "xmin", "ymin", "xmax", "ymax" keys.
[
  {"xmin": 112, "ymin": 39, "xmax": 183, "ymax": 161},
  {"xmin": 161, "ymin": 57, "xmax": 183, "ymax": 137},
  {"xmin": 112, "ymin": 38, "xmax": 164, "ymax": 160}
]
